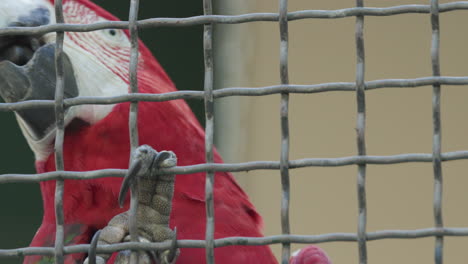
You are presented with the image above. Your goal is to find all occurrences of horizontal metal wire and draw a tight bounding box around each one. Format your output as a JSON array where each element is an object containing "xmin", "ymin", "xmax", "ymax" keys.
[
  {"xmin": 1, "ymin": 76, "xmax": 468, "ymax": 111},
  {"xmin": 2, "ymin": 227, "xmax": 468, "ymax": 258},
  {"xmin": 0, "ymin": 2, "xmax": 468, "ymax": 36},
  {"xmin": 1, "ymin": 150, "xmax": 468, "ymax": 183}
]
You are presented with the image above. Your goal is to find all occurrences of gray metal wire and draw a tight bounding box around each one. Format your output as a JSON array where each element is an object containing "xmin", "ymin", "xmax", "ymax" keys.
[
  {"xmin": 53, "ymin": 0, "xmax": 66, "ymax": 263},
  {"xmin": 3, "ymin": 227, "xmax": 468, "ymax": 258},
  {"xmin": 1, "ymin": 1, "xmax": 468, "ymax": 263},
  {"xmin": 355, "ymin": 1, "xmax": 367, "ymax": 263},
  {"xmin": 430, "ymin": 1, "xmax": 444, "ymax": 263},
  {"xmin": 1, "ymin": 2, "xmax": 468, "ymax": 36},
  {"xmin": 2, "ymin": 150, "xmax": 468, "ymax": 183},
  {"xmin": 2, "ymin": 76, "xmax": 468, "ymax": 111},
  {"xmin": 278, "ymin": 0, "xmax": 291, "ymax": 263},
  {"xmin": 0, "ymin": 151, "xmax": 468, "ymax": 184},
  {"xmin": 203, "ymin": 0, "xmax": 215, "ymax": 263},
  {"xmin": 127, "ymin": 0, "xmax": 141, "ymax": 263}
]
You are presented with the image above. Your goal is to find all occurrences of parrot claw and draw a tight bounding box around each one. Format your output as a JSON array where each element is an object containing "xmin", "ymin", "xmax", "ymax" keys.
[
  {"xmin": 118, "ymin": 145, "xmax": 177, "ymax": 207},
  {"xmin": 84, "ymin": 145, "xmax": 179, "ymax": 264}
]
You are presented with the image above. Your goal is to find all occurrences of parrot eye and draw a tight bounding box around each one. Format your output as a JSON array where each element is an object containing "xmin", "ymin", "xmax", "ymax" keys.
[
  {"xmin": 107, "ymin": 29, "xmax": 117, "ymax": 37},
  {"xmin": 102, "ymin": 29, "xmax": 123, "ymax": 40},
  {"xmin": 100, "ymin": 28, "xmax": 129, "ymax": 47}
]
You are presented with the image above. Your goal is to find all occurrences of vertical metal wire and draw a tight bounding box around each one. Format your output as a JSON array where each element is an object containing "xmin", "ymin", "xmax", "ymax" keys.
[
  {"xmin": 203, "ymin": 0, "xmax": 215, "ymax": 263},
  {"xmin": 279, "ymin": 0, "xmax": 291, "ymax": 263},
  {"xmin": 430, "ymin": 1, "xmax": 444, "ymax": 263},
  {"xmin": 53, "ymin": 0, "xmax": 66, "ymax": 263},
  {"xmin": 355, "ymin": 1, "xmax": 368, "ymax": 264},
  {"xmin": 128, "ymin": 0, "xmax": 141, "ymax": 263}
]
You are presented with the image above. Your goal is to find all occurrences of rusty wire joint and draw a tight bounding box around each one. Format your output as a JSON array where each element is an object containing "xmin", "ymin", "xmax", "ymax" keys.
[{"xmin": 84, "ymin": 145, "xmax": 179, "ymax": 264}]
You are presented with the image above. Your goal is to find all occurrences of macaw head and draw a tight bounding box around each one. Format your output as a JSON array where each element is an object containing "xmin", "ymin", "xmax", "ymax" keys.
[{"xmin": 0, "ymin": 0, "xmax": 175, "ymax": 161}]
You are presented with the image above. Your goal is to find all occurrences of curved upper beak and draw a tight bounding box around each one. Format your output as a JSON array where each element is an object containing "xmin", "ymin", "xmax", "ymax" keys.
[
  {"xmin": 0, "ymin": 44, "xmax": 79, "ymax": 139},
  {"xmin": 0, "ymin": 2, "xmax": 79, "ymax": 141}
]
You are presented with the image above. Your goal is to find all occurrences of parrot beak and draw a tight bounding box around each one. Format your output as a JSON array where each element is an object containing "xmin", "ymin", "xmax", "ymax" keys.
[
  {"xmin": 0, "ymin": 44, "xmax": 79, "ymax": 140},
  {"xmin": 0, "ymin": 2, "xmax": 79, "ymax": 142}
]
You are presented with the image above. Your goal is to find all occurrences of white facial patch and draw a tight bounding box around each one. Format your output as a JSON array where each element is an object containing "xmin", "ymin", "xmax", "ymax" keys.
[
  {"xmin": 8, "ymin": 0, "xmax": 134, "ymax": 161},
  {"xmin": 63, "ymin": 41, "xmax": 129, "ymax": 125},
  {"xmin": 61, "ymin": 1, "xmax": 131, "ymax": 125}
]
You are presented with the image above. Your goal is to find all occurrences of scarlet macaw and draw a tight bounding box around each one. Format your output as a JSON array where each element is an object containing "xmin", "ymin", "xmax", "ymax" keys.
[{"xmin": 0, "ymin": 1, "xmax": 331, "ymax": 263}]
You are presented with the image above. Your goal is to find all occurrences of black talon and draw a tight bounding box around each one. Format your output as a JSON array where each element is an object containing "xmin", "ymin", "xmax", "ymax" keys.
[
  {"xmin": 88, "ymin": 230, "xmax": 102, "ymax": 264},
  {"xmin": 167, "ymin": 227, "xmax": 178, "ymax": 263},
  {"xmin": 148, "ymin": 249, "xmax": 159, "ymax": 264},
  {"xmin": 154, "ymin": 151, "xmax": 172, "ymax": 168},
  {"xmin": 118, "ymin": 158, "xmax": 143, "ymax": 207}
]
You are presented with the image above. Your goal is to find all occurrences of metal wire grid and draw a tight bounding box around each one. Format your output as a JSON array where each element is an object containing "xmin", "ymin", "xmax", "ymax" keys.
[{"xmin": 1, "ymin": 1, "xmax": 468, "ymax": 264}]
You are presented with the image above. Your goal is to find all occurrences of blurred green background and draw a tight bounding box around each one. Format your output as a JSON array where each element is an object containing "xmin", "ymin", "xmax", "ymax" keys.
[{"xmin": 0, "ymin": 1, "xmax": 204, "ymax": 263}]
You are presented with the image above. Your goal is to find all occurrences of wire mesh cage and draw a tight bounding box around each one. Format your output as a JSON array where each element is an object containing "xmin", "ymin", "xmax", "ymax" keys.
[{"xmin": 1, "ymin": 0, "xmax": 468, "ymax": 263}]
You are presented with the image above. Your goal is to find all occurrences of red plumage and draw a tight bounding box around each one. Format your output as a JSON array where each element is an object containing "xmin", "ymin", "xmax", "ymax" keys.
[{"xmin": 25, "ymin": 0, "xmax": 277, "ymax": 263}]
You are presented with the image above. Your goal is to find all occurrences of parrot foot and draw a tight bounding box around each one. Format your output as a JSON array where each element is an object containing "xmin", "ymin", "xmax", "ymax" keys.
[{"xmin": 84, "ymin": 145, "xmax": 179, "ymax": 264}]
